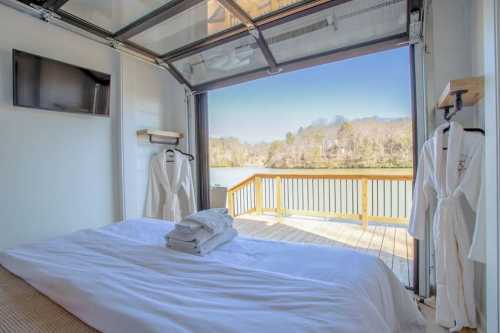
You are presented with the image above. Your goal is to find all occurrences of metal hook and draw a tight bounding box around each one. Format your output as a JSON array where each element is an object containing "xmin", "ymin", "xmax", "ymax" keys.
[
  {"xmin": 444, "ymin": 89, "xmax": 468, "ymax": 121},
  {"xmin": 438, "ymin": 105, "xmax": 453, "ymax": 122}
]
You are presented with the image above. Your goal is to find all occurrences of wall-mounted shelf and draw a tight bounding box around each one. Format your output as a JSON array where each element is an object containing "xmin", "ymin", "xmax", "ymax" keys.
[
  {"xmin": 137, "ymin": 129, "xmax": 183, "ymax": 145},
  {"xmin": 437, "ymin": 76, "xmax": 484, "ymax": 109}
]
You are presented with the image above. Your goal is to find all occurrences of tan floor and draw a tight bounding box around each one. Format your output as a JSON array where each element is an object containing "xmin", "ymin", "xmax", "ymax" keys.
[
  {"xmin": 419, "ymin": 299, "xmax": 477, "ymax": 333},
  {"xmin": 418, "ymin": 298, "xmax": 447, "ymax": 333},
  {"xmin": 234, "ymin": 213, "xmax": 414, "ymax": 287}
]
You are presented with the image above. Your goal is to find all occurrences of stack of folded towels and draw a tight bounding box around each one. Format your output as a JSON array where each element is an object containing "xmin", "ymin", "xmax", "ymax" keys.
[{"xmin": 166, "ymin": 208, "xmax": 237, "ymax": 256}]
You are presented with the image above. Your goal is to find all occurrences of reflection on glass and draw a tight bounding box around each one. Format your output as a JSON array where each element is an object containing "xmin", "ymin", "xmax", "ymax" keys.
[
  {"xmin": 263, "ymin": 0, "xmax": 407, "ymax": 63},
  {"xmin": 172, "ymin": 35, "xmax": 268, "ymax": 86},
  {"xmin": 130, "ymin": 0, "xmax": 242, "ymax": 55},
  {"xmin": 61, "ymin": 0, "xmax": 173, "ymax": 33},
  {"xmin": 235, "ymin": 0, "xmax": 306, "ymax": 18}
]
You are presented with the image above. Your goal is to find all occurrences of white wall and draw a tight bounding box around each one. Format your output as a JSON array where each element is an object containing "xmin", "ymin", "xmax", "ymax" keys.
[
  {"xmin": 0, "ymin": 4, "xmax": 189, "ymax": 249},
  {"xmin": 120, "ymin": 55, "xmax": 189, "ymax": 219},
  {"xmin": 429, "ymin": 0, "xmax": 481, "ymax": 128},
  {"xmin": 469, "ymin": 1, "xmax": 487, "ymax": 329},
  {"xmin": 482, "ymin": 0, "xmax": 500, "ymax": 331},
  {"xmin": 433, "ymin": 0, "xmax": 500, "ymax": 333},
  {"xmin": 0, "ymin": 5, "xmax": 121, "ymax": 250},
  {"xmin": 425, "ymin": 0, "xmax": 486, "ymax": 329}
]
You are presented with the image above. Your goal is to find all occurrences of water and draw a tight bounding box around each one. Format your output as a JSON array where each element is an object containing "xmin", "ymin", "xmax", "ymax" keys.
[
  {"xmin": 210, "ymin": 167, "xmax": 413, "ymax": 188},
  {"xmin": 211, "ymin": 167, "xmax": 285, "ymax": 187}
]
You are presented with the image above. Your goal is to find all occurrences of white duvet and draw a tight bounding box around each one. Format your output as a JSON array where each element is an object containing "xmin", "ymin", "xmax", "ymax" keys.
[{"xmin": 0, "ymin": 219, "xmax": 425, "ymax": 333}]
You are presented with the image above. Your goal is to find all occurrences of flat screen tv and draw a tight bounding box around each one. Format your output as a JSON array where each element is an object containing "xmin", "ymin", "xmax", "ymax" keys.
[{"xmin": 13, "ymin": 49, "xmax": 110, "ymax": 116}]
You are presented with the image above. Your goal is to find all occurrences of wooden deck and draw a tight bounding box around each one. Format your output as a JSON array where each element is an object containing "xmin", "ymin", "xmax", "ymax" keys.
[{"xmin": 234, "ymin": 214, "xmax": 414, "ymax": 287}]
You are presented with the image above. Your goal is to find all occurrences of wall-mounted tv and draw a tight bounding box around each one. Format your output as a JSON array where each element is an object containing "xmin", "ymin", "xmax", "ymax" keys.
[{"xmin": 13, "ymin": 49, "xmax": 111, "ymax": 116}]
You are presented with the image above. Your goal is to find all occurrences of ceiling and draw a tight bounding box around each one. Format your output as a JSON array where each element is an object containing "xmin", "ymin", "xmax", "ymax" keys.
[{"xmin": 15, "ymin": 0, "xmax": 420, "ymax": 92}]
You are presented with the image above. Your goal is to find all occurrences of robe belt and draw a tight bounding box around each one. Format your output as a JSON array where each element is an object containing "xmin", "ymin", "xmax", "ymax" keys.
[
  {"xmin": 437, "ymin": 190, "xmax": 460, "ymax": 202},
  {"xmin": 436, "ymin": 194, "xmax": 462, "ymax": 216}
]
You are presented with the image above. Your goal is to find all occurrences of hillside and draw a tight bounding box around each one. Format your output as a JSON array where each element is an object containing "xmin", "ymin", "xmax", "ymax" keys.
[{"xmin": 209, "ymin": 117, "xmax": 413, "ymax": 168}]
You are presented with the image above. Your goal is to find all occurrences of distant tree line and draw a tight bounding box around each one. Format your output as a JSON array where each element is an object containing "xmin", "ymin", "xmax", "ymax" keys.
[{"xmin": 209, "ymin": 117, "xmax": 413, "ymax": 169}]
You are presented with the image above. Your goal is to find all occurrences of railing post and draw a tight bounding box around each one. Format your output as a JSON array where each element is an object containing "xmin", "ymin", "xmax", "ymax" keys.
[
  {"xmin": 275, "ymin": 176, "xmax": 283, "ymax": 217},
  {"xmin": 361, "ymin": 178, "xmax": 369, "ymax": 229},
  {"xmin": 255, "ymin": 176, "xmax": 263, "ymax": 215},
  {"xmin": 227, "ymin": 191, "xmax": 235, "ymax": 217}
]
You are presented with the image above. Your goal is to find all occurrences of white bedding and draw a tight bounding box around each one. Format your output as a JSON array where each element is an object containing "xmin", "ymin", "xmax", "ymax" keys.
[{"xmin": 0, "ymin": 219, "xmax": 425, "ymax": 333}]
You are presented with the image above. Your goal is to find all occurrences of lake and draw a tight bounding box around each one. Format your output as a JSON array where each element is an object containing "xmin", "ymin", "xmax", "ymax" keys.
[{"xmin": 210, "ymin": 167, "xmax": 413, "ymax": 188}]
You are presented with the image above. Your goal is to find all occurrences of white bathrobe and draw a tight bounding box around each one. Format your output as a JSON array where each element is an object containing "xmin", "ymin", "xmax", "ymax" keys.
[
  {"xmin": 409, "ymin": 121, "xmax": 484, "ymax": 331},
  {"xmin": 145, "ymin": 150, "xmax": 197, "ymax": 221}
]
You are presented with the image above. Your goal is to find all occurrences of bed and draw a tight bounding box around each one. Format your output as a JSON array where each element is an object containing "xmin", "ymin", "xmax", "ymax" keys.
[{"xmin": 0, "ymin": 218, "xmax": 425, "ymax": 333}]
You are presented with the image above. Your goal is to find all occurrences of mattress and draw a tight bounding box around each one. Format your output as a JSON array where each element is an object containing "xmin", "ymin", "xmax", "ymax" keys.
[{"xmin": 0, "ymin": 218, "xmax": 425, "ymax": 333}]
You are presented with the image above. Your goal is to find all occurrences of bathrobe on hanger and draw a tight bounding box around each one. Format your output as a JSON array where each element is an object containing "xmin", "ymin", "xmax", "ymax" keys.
[
  {"xmin": 410, "ymin": 121, "xmax": 484, "ymax": 331},
  {"xmin": 145, "ymin": 150, "xmax": 197, "ymax": 222}
]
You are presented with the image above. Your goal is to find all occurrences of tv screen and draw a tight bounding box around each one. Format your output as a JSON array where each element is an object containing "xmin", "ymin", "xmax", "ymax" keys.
[{"xmin": 13, "ymin": 49, "xmax": 110, "ymax": 116}]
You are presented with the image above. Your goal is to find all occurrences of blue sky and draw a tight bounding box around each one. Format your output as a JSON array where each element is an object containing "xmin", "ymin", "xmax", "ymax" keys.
[{"xmin": 208, "ymin": 46, "xmax": 411, "ymax": 143}]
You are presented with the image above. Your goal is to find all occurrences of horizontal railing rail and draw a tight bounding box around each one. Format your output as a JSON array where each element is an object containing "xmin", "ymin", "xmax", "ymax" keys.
[{"xmin": 227, "ymin": 173, "xmax": 413, "ymax": 228}]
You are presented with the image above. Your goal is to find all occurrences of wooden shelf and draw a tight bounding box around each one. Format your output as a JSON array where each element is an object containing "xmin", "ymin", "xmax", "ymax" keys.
[
  {"xmin": 437, "ymin": 76, "xmax": 484, "ymax": 108},
  {"xmin": 137, "ymin": 129, "xmax": 183, "ymax": 139},
  {"xmin": 137, "ymin": 129, "xmax": 183, "ymax": 144}
]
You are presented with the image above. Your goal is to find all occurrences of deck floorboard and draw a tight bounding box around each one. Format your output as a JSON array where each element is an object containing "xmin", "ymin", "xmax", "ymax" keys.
[{"xmin": 234, "ymin": 214, "xmax": 413, "ymax": 287}]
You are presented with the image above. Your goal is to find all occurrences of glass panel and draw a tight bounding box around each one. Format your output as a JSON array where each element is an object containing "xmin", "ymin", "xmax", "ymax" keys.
[
  {"xmin": 234, "ymin": 0, "xmax": 307, "ymax": 18},
  {"xmin": 172, "ymin": 34, "xmax": 268, "ymax": 86},
  {"xmin": 263, "ymin": 0, "xmax": 407, "ymax": 63},
  {"xmin": 130, "ymin": 0, "xmax": 242, "ymax": 55},
  {"xmin": 60, "ymin": 0, "xmax": 173, "ymax": 33}
]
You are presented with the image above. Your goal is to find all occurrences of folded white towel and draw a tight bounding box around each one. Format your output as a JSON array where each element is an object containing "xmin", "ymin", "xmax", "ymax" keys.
[
  {"xmin": 167, "ymin": 227, "xmax": 237, "ymax": 256},
  {"xmin": 212, "ymin": 207, "xmax": 229, "ymax": 215},
  {"xmin": 174, "ymin": 220, "xmax": 203, "ymax": 234},
  {"xmin": 166, "ymin": 227, "xmax": 213, "ymax": 245},
  {"xmin": 167, "ymin": 238, "xmax": 198, "ymax": 250},
  {"xmin": 177, "ymin": 208, "xmax": 232, "ymax": 235}
]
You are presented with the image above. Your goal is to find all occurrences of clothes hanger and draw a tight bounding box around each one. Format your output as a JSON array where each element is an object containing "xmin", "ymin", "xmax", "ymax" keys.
[
  {"xmin": 164, "ymin": 148, "xmax": 195, "ymax": 162},
  {"xmin": 439, "ymin": 89, "xmax": 485, "ymax": 138},
  {"xmin": 441, "ymin": 123, "xmax": 484, "ymax": 150},
  {"xmin": 439, "ymin": 92, "xmax": 484, "ymax": 151},
  {"xmin": 165, "ymin": 148, "xmax": 176, "ymax": 163},
  {"xmin": 443, "ymin": 126, "xmax": 485, "ymax": 135},
  {"xmin": 174, "ymin": 148, "xmax": 195, "ymax": 161},
  {"xmin": 441, "ymin": 105, "xmax": 485, "ymax": 135}
]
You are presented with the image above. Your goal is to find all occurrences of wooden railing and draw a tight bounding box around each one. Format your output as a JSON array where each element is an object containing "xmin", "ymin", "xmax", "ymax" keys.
[{"xmin": 227, "ymin": 173, "xmax": 413, "ymax": 228}]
